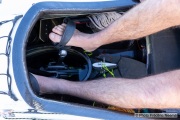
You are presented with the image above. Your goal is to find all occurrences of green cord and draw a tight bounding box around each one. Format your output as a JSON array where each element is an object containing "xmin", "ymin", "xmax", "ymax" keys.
[
  {"xmin": 84, "ymin": 50, "xmax": 93, "ymax": 56},
  {"xmin": 103, "ymin": 73, "xmax": 106, "ymax": 78},
  {"xmin": 93, "ymin": 102, "xmax": 96, "ymax": 106},
  {"xmin": 102, "ymin": 63, "xmax": 115, "ymax": 77}
]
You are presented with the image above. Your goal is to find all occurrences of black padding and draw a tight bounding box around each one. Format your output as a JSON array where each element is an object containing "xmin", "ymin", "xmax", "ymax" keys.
[
  {"xmin": 118, "ymin": 57, "xmax": 147, "ymax": 79},
  {"xmin": 149, "ymin": 28, "xmax": 180, "ymax": 74},
  {"xmin": 57, "ymin": 18, "xmax": 75, "ymax": 48},
  {"xmin": 29, "ymin": 73, "xmax": 40, "ymax": 95}
]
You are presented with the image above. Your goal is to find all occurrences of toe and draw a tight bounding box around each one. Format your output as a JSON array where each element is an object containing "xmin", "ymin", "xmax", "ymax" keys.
[
  {"xmin": 52, "ymin": 26, "xmax": 63, "ymax": 35},
  {"xmin": 59, "ymin": 23, "xmax": 66, "ymax": 28},
  {"xmin": 49, "ymin": 32, "xmax": 61, "ymax": 43},
  {"xmin": 52, "ymin": 24, "xmax": 66, "ymax": 35}
]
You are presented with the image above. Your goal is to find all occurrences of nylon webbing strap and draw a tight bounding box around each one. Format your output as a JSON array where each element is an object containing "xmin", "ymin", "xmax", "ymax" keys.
[{"xmin": 56, "ymin": 18, "xmax": 75, "ymax": 48}]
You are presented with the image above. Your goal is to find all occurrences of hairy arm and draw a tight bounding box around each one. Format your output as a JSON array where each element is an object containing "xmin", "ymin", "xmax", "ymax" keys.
[
  {"xmin": 63, "ymin": 70, "xmax": 180, "ymax": 108},
  {"xmin": 93, "ymin": 0, "xmax": 180, "ymax": 46}
]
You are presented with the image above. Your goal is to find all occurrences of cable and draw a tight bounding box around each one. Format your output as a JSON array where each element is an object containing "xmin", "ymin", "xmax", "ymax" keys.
[
  {"xmin": 102, "ymin": 63, "xmax": 115, "ymax": 78},
  {"xmin": 0, "ymin": 19, "xmax": 13, "ymax": 26},
  {"xmin": 0, "ymin": 74, "xmax": 8, "ymax": 95},
  {"xmin": 0, "ymin": 36, "xmax": 8, "ymax": 39},
  {"xmin": 84, "ymin": 50, "xmax": 93, "ymax": 56},
  {"xmin": 0, "ymin": 15, "xmax": 23, "ymax": 101},
  {"xmin": 0, "ymin": 91, "xmax": 8, "ymax": 95}
]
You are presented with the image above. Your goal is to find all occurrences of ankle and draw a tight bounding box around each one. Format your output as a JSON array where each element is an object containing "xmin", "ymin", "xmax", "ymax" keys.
[
  {"xmin": 89, "ymin": 33, "xmax": 102, "ymax": 50},
  {"xmin": 80, "ymin": 33, "xmax": 101, "ymax": 52}
]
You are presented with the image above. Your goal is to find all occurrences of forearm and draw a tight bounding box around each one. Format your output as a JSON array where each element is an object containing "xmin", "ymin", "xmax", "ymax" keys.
[
  {"xmin": 95, "ymin": 0, "xmax": 180, "ymax": 46},
  {"xmin": 64, "ymin": 70, "xmax": 180, "ymax": 108}
]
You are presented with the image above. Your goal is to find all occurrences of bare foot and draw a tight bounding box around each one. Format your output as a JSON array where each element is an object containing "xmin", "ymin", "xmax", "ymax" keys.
[{"xmin": 49, "ymin": 23, "xmax": 100, "ymax": 52}]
